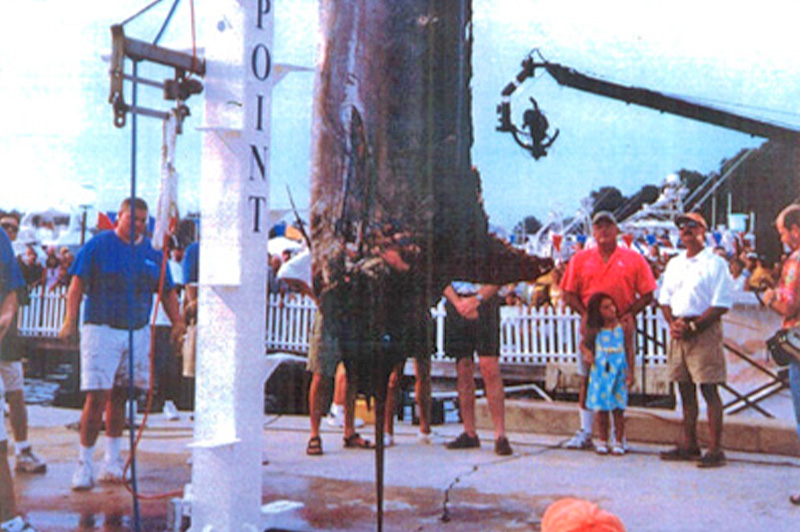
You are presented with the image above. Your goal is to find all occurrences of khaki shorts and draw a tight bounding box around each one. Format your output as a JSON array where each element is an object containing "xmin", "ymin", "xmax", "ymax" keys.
[
  {"xmin": 80, "ymin": 324, "xmax": 151, "ymax": 391},
  {"xmin": 306, "ymin": 310, "xmax": 341, "ymax": 379},
  {"xmin": 668, "ymin": 320, "xmax": 727, "ymax": 384},
  {"xmin": 0, "ymin": 360, "xmax": 24, "ymax": 392}
]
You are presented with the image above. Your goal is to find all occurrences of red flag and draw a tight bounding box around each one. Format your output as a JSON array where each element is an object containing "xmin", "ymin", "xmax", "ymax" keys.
[
  {"xmin": 551, "ymin": 233, "xmax": 563, "ymax": 253},
  {"xmin": 97, "ymin": 212, "xmax": 115, "ymax": 231},
  {"xmin": 622, "ymin": 233, "xmax": 634, "ymax": 248}
]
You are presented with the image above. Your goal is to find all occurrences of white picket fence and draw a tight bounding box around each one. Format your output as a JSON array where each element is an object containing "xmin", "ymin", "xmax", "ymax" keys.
[
  {"xmin": 16, "ymin": 285, "xmax": 71, "ymax": 338},
  {"xmin": 17, "ymin": 288, "xmax": 670, "ymax": 366},
  {"xmin": 266, "ymin": 293, "xmax": 670, "ymax": 366}
]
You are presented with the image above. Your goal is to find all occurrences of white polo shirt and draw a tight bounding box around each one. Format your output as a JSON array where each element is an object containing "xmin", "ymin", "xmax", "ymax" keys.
[{"xmin": 658, "ymin": 246, "xmax": 733, "ymax": 317}]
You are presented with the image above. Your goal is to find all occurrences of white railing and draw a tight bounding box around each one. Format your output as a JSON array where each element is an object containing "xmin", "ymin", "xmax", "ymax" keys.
[
  {"xmin": 19, "ymin": 289, "xmax": 671, "ymax": 366},
  {"xmin": 16, "ymin": 285, "xmax": 70, "ymax": 338},
  {"xmin": 264, "ymin": 293, "xmax": 670, "ymax": 366}
]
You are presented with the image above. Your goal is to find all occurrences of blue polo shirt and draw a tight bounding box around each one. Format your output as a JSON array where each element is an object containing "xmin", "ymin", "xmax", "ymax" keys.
[
  {"xmin": 182, "ymin": 241, "xmax": 199, "ymax": 284},
  {"xmin": 0, "ymin": 228, "xmax": 24, "ymax": 299},
  {"xmin": 0, "ymin": 228, "xmax": 25, "ymax": 360},
  {"xmin": 70, "ymin": 231, "xmax": 173, "ymax": 329}
]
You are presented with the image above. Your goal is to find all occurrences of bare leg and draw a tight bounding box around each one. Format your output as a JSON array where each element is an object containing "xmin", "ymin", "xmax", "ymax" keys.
[
  {"xmin": 0, "ymin": 441, "xmax": 17, "ymax": 522},
  {"xmin": 384, "ymin": 364, "xmax": 403, "ymax": 437},
  {"xmin": 308, "ymin": 373, "xmax": 330, "ymax": 440},
  {"xmin": 105, "ymin": 386, "xmax": 128, "ymax": 438},
  {"xmin": 456, "ymin": 357, "xmax": 477, "ymax": 436},
  {"xmin": 415, "ymin": 357, "xmax": 432, "ymax": 435},
  {"xmin": 595, "ymin": 411, "xmax": 609, "ymax": 443},
  {"xmin": 6, "ymin": 390, "xmax": 27, "ymax": 445},
  {"xmin": 343, "ymin": 369, "xmax": 359, "ymax": 440},
  {"xmin": 80, "ymin": 390, "xmax": 110, "ymax": 448},
  {"xmin": 612, "ymin": 409, "xmax": 625, "ymax": 443},
  {"xmin": 677, "ymin": 382, "xmax": 699, "ymax": 450},
  {"xmin": 332, "ymin": 363, "xmax": 347, "ymax": 409},
  {"xmin": 478, "ymin": 356, "xmax": 506, "ymax": 439},
  {"xmin": 701, "ymin": 383, "xmax": 723, "ymax": 453},
  {"xmin": 577, "ymin": 377, "xmax": 588, "ymax": 409}
]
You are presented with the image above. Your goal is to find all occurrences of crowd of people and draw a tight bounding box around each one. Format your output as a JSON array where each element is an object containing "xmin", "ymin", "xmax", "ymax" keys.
[{"xmin": 4, "ymin": 197, "xmax": 800, "ymax": 531}]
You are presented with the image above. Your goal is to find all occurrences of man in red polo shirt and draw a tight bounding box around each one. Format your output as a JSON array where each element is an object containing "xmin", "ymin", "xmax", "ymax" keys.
[{"xmin": 560, "ymin": 211, "xmax": 657, "ymax": 450}]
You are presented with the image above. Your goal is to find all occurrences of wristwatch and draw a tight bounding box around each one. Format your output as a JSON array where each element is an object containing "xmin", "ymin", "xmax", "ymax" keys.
[
  {"xmin": 688, "ymin": 321, "xmax": 698, "ymax": 333},
  {"xmin": 475, "ymin": 293, "xmax": 484, "ymax": 303}
]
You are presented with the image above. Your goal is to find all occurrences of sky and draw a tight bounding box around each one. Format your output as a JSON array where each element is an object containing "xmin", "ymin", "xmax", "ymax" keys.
[{"xmin": 2, "ymin": 0, "xmax": 799, "ymax": 232}]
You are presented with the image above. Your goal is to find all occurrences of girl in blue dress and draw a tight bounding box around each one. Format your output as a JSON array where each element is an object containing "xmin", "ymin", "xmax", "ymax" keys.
[{"xmin": 581, "ymin": 292, "xmax": 635, "ymax": 455}]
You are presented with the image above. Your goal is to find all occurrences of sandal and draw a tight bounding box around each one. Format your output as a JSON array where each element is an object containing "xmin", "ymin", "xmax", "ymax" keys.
[
  {"xmin": 343, "ymin": 432, "xmax": 374, "ymax": 450},
  {"xmin": 306, "ymin": 436, "xmax": 323, "ymax": 456}
]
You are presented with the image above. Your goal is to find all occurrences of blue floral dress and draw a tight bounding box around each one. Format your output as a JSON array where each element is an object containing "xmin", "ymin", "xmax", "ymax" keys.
[{"xmin": 586, "ymin": 324, "xmax": 628, "ymax": 411}]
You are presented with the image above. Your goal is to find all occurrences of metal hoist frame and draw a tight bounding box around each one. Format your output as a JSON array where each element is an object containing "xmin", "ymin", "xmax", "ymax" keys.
[{"xmin": 109, "ymin": 24, "xmax": 206, "ymax": 131}]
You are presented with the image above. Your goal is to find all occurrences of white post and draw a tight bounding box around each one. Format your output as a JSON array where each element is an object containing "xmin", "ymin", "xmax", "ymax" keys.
[{"xmin": 188, "ymin": 1, "xmax": 273, "ymax": 530}]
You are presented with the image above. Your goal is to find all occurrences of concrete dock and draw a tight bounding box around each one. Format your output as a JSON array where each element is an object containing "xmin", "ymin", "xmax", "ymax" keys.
[{"xmin": 8, "ymin": 398, "xmax": 800, "ymax": 532}]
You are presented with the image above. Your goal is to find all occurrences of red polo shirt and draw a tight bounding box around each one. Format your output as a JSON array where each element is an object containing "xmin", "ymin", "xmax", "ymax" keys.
[{"xmin": 560, "ymin": 245, "xmax": 656, "ymax": 313}]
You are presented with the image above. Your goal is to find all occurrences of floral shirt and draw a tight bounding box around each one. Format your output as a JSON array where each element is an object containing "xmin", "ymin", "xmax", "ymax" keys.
[{"xmin": 777, "ymin": 249, "xmax": 800, "ymax": 328}]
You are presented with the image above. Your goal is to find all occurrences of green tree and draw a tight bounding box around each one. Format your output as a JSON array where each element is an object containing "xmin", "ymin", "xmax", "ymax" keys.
[
  {"xmin": 513, "ymin": 215, "xmax": 542, "ymax": 236},
  {"xmin": 590, "ymin": 186, "xmax": 624, "ymax": 213}
]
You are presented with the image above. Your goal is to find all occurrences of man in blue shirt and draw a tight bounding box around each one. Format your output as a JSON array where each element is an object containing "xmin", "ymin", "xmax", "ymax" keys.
[{"xmin": 60, "ymin": 198, "xmax": 185, "ymax": 491}]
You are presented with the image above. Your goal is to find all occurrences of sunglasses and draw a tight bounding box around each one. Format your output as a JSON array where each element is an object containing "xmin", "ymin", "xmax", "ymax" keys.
[
  {"xmin": 676, "ymin": 220, "xmax": 699, "ymax": 230},
  {"xmin": 1, "ymin": 223, "xmax": 18, "ymax": 233}
]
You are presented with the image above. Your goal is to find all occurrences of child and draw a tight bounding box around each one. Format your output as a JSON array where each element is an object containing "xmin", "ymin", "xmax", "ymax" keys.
[{"xmin": 580, "ymin": 292, "xmax": 635, "ymax": 455}]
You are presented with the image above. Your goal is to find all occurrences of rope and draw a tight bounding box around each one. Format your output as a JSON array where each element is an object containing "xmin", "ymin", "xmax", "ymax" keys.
[
  {"xmin": 127, "ymin": 59, "xmax": 143, "ymax": 532},
  {"xmin": 122, "ymin": 109, "xmax": 182, "ymax": 500},
  {"xmin": 153, "ymin": 0, "xmax": 182, "ymax": 46},
  {"xmin": 153, "ymin": 110, "xmax": 180, "ymax": 250},
  {"xmin": 121, "ymin": 0, "xmax": 165, "ymax": 27},
  {"xmin": 122, "ymin": 227, "xmax": 183, "ymax": 501},
  {"xmin": 190, "ymin": 0, "xmax": 199, "ymax": 74}
]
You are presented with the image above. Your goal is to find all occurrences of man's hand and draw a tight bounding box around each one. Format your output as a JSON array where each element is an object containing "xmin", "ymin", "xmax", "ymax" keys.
[
  {"xmin": 626, "ymin": 370, "xmax": 635, "ymax": 389},
  {"xmin": 0, "ymin": 314, "xmax": 12, "ymax": 342},
  {"xmin": 58, "ymin": 317, "xmax": 78, "ymax": 341},
  {"xmin": 670, "ymin": 317, "xmax": 689, "ymax": 339},
  {"xmin": 454, "ymin": 295, "xmax": 480, "ymax": 320},
  {"xmin": 381, "ymin": 248, "xmax": 410, "ymax": 272},
  {"xmin": 170, "ymin": 321, "xmax": 187, "ymax": 347}
]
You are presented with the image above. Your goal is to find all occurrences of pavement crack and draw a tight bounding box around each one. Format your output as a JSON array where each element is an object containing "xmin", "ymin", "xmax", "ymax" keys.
[{"xmin": 440, "ymin": 440, "xmax": 562, "ymax": 523}]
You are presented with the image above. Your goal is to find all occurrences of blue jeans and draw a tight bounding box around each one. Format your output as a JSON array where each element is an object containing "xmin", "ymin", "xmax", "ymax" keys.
[{"xmin": 789, "ymin": 360, "xmax": 800, "ymax": 442}]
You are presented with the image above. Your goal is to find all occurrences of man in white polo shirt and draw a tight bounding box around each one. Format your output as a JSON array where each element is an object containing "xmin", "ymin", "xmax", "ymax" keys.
[{"xmin": 658, "ymin": 212, "xmax": 732, "ymax": 468}]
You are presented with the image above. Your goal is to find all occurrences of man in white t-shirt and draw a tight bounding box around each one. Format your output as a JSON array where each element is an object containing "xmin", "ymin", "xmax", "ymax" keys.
[{"xmin": 658, "ymin": 212, "xmax": 733, "ymax": 468}]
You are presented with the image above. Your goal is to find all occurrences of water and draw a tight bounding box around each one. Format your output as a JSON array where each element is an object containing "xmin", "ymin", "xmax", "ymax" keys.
[{"xmin": 24, "ymin": 362, "xmax": 82, "ymax": 408}]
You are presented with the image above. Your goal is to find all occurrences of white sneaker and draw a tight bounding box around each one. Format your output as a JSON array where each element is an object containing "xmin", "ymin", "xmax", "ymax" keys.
[
  {"xmin": 163, "ymin": 400, "xmax": 181, "ymax": 421},
  {"xmin": 383, "ymin": 434, "xmax": 394, "ymax": 447},
  {"xmin": 71, "ymin": 461, "xmax": 94, "ymax": 491},
  {"xmin": 97, "ymin": 457, "xmax": 127, "ymax": 484},
  {"xmin": 417, "ymin": 431, "xmax": 432, "ymax": 445},
  {"xmin": 1, "ymin": 516, "xmax": 39, "ymax": 532},
  {"xmin": 325, "ymin": 411, "xmax": 345, "ymax": 428},
  {"xmin": 325, "ymin": 412, "xmax": 365, "ymax": 429},
  {"xmin": 563, "ymin": 430, "xmax": 593, "ymax": 450},
  {"xmin": 15, "ymin": 448, "xmax": 47, "ymax": 474}
]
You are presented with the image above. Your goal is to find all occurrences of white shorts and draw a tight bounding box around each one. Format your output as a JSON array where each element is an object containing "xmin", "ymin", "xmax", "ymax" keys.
[
  {"xmin": 0, "ymin": 360, "xmax": 24, "ymax": 392},
  {"xmin": 0, "ymin": 375, "xmax": 6, "ymax": 441},
  {"xmin": 80, "ymin": 324, "xmax": 151, "ymax": 391}
]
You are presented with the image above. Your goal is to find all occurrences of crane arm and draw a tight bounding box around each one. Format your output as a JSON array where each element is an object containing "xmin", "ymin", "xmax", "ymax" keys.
[{"xmin": 542, "ymin": 62, "xmax": 800, "ymax": 142}]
